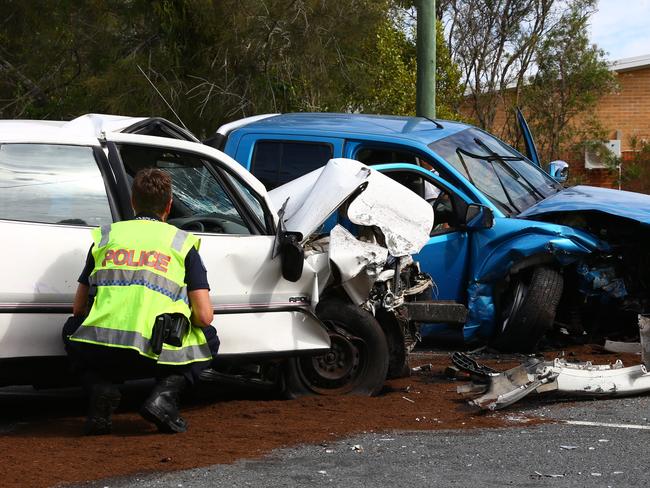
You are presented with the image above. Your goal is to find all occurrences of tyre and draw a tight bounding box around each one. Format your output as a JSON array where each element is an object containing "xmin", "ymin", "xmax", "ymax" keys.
[
  {"xmin": 491, "ymin": 266, "xmax": 564, "ymax": 353},
  {"xmin": 284, "ymin": 299, "xmax": 389, "ymax": 397}
]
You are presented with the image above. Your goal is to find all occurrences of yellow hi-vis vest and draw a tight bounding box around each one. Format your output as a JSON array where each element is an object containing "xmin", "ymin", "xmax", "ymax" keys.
[{"xmin": 70, "ymin": 219, "xmax": 212, "ymax": 365}]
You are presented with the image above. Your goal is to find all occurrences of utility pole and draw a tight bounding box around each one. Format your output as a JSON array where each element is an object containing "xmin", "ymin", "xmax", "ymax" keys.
[{"xmin": 416, "ymin": 0, "xmax": 436, "ymax": 119}]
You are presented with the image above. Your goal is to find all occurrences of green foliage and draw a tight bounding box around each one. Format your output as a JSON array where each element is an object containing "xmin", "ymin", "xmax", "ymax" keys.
[
  {"xmin": 0, "ymin": 1, "xmax": 464, "ymax": 134},
  {"xmin": 354, "ymin": 16, "xmax": 463, "ymax": 119},
  {"xmin": 352, "ymin": 12, "xmax": 417, "ymax": 115}
]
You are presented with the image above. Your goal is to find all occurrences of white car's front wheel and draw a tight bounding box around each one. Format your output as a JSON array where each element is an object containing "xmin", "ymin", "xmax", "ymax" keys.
[{"xmin": 283, "ymin": 299, "xmax": 389, "ymax": 397}]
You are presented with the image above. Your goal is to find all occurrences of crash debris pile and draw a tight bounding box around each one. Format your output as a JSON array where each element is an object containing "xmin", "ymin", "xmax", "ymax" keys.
[{"xmin": 453, "ymin": 315, "xmax": 650, "ymax": 410}]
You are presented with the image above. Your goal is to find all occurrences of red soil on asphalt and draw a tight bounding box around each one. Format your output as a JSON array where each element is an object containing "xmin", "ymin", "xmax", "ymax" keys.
[{"xmin": 0, "ymin": 346, "xmax": 640, "ymax": 488}]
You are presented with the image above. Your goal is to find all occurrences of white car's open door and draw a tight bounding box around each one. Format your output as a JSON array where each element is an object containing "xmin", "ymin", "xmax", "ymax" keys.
[{"xmin": 104, "ymin": 132, "xmax": 330, "ymax": 357}]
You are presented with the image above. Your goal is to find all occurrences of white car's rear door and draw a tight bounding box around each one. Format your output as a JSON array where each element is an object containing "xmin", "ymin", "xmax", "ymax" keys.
[{"xmin": 0, "ymin": 143, "xmax": 113, "ymax": 358}]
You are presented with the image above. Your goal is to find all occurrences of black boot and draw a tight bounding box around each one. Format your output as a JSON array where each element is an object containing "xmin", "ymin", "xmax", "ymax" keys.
[
  {"xmin": 140, "ymin": 375, "xmax": 188, "ymax": 433},
  {"xmin": 83, "ymin": 378, "xmax": 121, "ymax": 436}
]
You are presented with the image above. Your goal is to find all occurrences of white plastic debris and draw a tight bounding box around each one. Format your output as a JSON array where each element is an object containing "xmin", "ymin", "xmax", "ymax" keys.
[
  {"xmin": 560, "ymin": 445, "xmax": 578, "ymax": 450},
  {"xmin": 533, "ymin": 471, "xmax": 565, "ymax": 478},
  {"xmin": 351, "ymin": 444, "xmax": 364, "ymax": 452},
  {"xmin": 411, "ymin": 364, "xmax": 433, "ymax": 372},
  {"xmin": 457, "ymin": 354, "xmax": 650, "ymax": 410}
]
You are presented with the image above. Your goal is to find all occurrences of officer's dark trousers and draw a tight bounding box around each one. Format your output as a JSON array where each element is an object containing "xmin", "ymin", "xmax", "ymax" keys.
[{"xmin": 62, "ymin": 316, "xmax": 220, "ymax": 385}]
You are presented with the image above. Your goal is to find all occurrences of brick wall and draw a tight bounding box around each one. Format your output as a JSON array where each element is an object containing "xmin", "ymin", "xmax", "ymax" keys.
[
  {"xmin": 569, "ymin": 67, "xmax": 650, "ymax": 188},
  {"xmin": 596, "ymin": 67, "xmax": 650, "ymax": 149}
]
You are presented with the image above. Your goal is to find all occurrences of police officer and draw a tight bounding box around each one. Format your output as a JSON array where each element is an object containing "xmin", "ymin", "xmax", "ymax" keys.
[{"xmin": 63, "ymin": 168, "xmax": 219, "ymax": 435}]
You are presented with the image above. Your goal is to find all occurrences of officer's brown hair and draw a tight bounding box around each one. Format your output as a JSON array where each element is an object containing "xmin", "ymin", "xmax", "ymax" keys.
[{"xmin": 131, "ymin": 168, "xmax": 172, "ymax": 216}]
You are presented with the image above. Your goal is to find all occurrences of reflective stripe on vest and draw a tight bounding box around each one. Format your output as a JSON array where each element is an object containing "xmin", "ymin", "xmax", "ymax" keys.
[
  {"xmin": 99, "ymin": 224, "xmax": 111, "ymax": 247},
  {"xmin": 88, "ymin": 268, "xmax": 189, "ymax": 304},
  {"xmin": 171, "ymin": 229, "xmax": 190, "ymax": 252},
  {"xmin": 70, "ymin": 325, "xmax": 212, "ymax": 365}
]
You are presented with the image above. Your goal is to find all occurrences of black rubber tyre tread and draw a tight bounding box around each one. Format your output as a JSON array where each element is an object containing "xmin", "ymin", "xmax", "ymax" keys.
[
  {"xmin": 492, "ymin": 266, "xmax": 564, "ymax": 353},
  {"xmin": 375, "ymin": 308, "xmax": 409, "ymax": 379},
  {"xmin": 284, "ymin": 299, "xmax": 389, "ymax": 398}
]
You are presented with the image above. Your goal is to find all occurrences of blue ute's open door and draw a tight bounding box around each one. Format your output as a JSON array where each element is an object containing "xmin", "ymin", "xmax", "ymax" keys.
[{"xmin": 516, "ymin": 107, "xmax": 540, "ymax": 167}]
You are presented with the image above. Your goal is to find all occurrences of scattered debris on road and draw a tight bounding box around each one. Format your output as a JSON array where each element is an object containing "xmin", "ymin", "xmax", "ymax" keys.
[
  {"xmin": 532, "ymin": 471, "xmax": 565, "ymax": 478},
  {"xmin": 411, "ymin": 364, "xmax": 432, "ymax": 373},
  {"xmin": 0, "ymin": 346, "xmax": 637, "ymax": 488},
  {"xmin": 452, "ymin": 315, "xmax": 650, "ymax": 410},
  {"xmin": 454, "ymin": 351, "xmax": 650, "ymax": 410}
]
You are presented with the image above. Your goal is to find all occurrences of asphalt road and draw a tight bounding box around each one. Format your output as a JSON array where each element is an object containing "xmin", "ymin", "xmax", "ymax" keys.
[{"xmin": 70, "ymin": 396, "xmax": 650, "ymax": 488}]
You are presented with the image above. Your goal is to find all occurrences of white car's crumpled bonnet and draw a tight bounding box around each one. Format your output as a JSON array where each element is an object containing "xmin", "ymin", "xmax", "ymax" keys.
[{"xmin": 269, "ymin": 158, "xmax": 433, "ymax": 257}]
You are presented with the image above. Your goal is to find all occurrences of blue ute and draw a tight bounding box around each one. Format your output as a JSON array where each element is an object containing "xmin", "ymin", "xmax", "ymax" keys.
[{"xmin": 212, "ymin": 112, "xmax": 650, "ymax": 352}]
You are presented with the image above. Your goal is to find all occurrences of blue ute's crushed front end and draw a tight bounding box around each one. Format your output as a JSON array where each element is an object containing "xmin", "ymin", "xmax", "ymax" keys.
[{"xmin": 461, "ymin": 219, "xmax": 609, "ymax": 341}]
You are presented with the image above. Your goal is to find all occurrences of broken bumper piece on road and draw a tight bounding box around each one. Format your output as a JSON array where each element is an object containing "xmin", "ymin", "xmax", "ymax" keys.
[
  {"xmin": 455, "ymin": 315, "xmax": 650, "ymax": 410},
  {"xmin": 454, "ymin": 352, "xmax": 650, "ymax": 410}
]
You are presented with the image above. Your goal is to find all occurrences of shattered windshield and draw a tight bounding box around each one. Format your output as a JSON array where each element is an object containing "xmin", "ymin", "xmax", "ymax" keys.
[
  {"xmin": 428, "ymin": 128, "xmax": 562, "ymax": 215},
  {"xmin": 119, "ymin": 143, "xmax": 252, "ymax": 233},
  {"xmin": 163, "ymin": 163, "xmax": 245, "ymax": 220}
]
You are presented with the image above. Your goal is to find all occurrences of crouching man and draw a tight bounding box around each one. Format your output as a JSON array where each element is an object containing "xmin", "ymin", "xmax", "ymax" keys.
[{"xmin": 63, "ymin": 168, "xmax": 219, "ymax": 435}]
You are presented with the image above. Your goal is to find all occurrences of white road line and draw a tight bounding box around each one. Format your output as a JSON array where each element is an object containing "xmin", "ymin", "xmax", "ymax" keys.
[{"xmin": 565, "ymin": 420, "xmax": 650, "ymax": 430}]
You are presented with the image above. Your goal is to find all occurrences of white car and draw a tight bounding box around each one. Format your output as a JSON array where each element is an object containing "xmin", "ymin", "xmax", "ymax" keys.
[{"xmin": 0, "ymin": 114, "xmax": 444, "ymax": 395}]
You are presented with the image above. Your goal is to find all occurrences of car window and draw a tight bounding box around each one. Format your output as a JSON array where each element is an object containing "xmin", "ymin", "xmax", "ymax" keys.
[
  {"xmin": 222, "ymin": 171, "xmax": 269, "ymax": 231},
  {"xmin": 355, "ymin": 146, "xmax": 440, "ymax": 177},
  {"xmin": 0, "ymin": 143, "xmax": 112, "ymax": 226},
  {"xmin": 428, "ymin": 128, "xmax": 561, "ymax": 215},
  {"xmin": 385, "ymin": 170, "xmax": 461, "ymax": 235},
  {"xmin": 118, "ymin": 144, "xmax": 254, "ymax": 235},
  {"xmin": 452, "ymin": 150, "xmax": 513, "ymax": 213},
  {"xmin": 356, "ymin": 147, "xmax": 419, "ymax": 165},
  {"xmin": 251, "ymin": 141, "xmax": 332, "ymax": 190}
]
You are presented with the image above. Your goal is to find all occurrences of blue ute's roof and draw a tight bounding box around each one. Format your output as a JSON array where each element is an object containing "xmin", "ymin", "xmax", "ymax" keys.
[{"xmin": 240, "ymin": 113, "xmax": 470, "ymax": 145}]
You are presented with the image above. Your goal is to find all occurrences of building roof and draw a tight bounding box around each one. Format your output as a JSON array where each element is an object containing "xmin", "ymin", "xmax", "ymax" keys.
[{"xmin": 610, "ymin": 54, "xmax": 650, "ymax": 72}]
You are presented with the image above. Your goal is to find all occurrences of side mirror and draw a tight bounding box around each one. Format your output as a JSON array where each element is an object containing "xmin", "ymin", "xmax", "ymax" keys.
[
  {"xmin": 279, "ymin": 231, "xmax": 305, "ymax": 282},
  {"xmin": 464, "ymin": 203, "xmax": 494, "ymax": 230},
  {"xmin": 273, "ymin": 197, "xmax": 305, "ymax": 282},
  {"xmin": 548, "ymin": 160, "xmax": 569, "ymax": 183}
]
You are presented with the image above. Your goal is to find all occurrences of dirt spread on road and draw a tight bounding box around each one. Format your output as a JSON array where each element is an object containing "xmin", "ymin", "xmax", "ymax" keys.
[{"xmin": 0, "ymin": 346, "xmax": 640, "ymax": 488}]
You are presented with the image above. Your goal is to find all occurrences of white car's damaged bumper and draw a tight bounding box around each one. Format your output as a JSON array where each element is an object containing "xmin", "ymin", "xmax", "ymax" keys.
[{"xmin": 269, "ymin": 158, "xmax": 434, "ymax": 307}]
